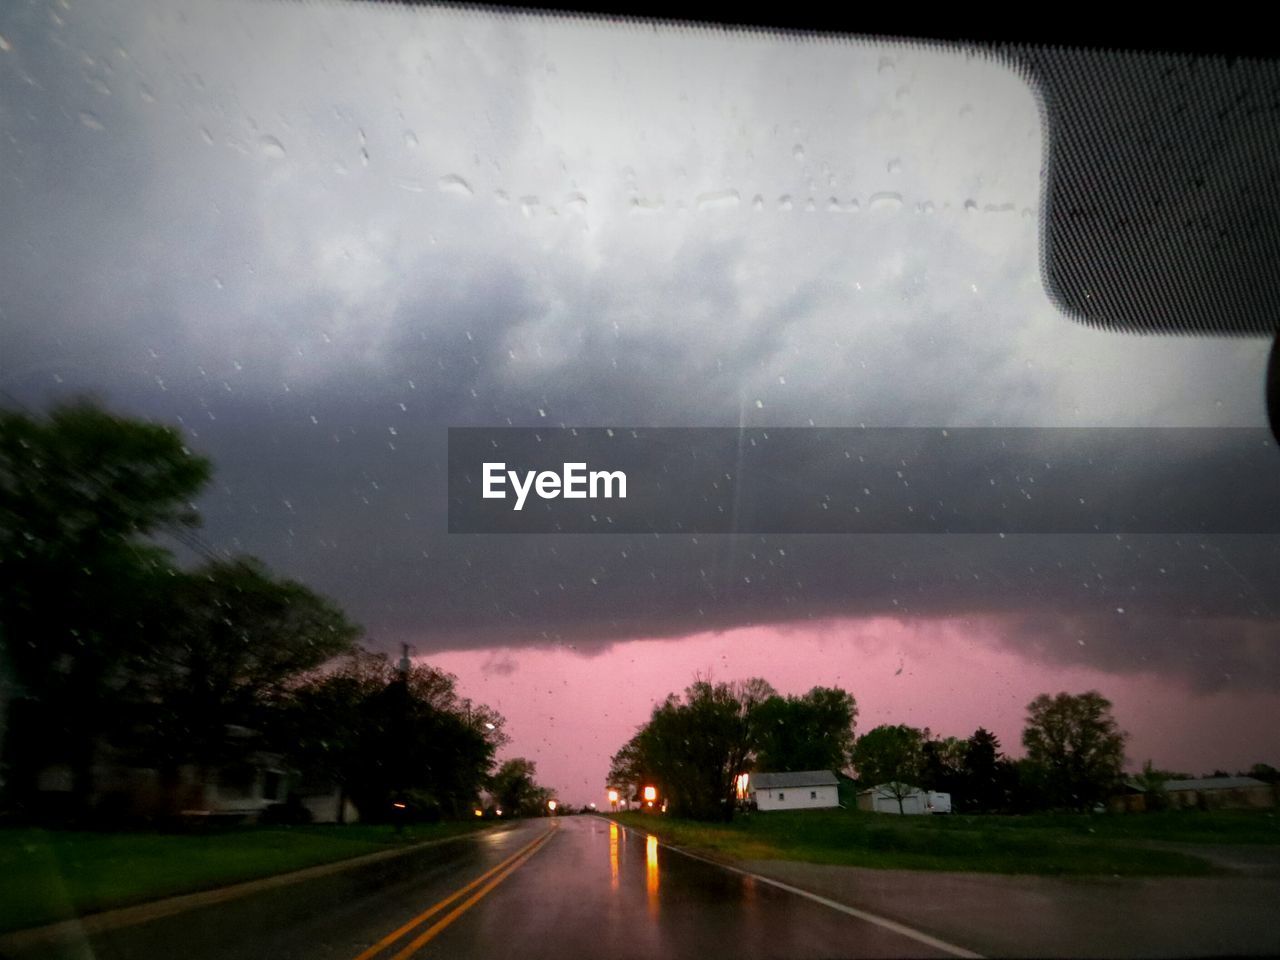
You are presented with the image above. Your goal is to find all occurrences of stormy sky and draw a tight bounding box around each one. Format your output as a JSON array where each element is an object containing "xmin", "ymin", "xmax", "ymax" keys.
[{"xmin": 2, "ymin": 0, "xmax": 1277, "ymax": 803}]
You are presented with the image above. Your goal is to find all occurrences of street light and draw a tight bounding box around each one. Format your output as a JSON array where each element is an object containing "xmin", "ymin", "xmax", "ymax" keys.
[
  {"xmin": 547, "ymin": 799, "xmax": 558, "ymax": 813},
  {"xmin": 643, "ymin": 786, "xmax": 657, "ymax": 802}
]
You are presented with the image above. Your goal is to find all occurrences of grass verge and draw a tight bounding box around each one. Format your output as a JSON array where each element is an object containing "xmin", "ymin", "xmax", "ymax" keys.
[
  {"xmin": 611, "ymin": 808, "xmax": 1280, "ymax": 877},
  {"xmin": 0, "ymin": 819, "xmax": 494, "ymax": 933}
]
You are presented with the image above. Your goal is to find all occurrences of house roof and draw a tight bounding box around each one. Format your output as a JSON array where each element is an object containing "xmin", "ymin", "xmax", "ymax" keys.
[
  {"xmin": 1162, "ymin": 776, "xmax": 1267, "ymax": 792},
  {"xmin": 751, "ymin": 770, "xmax": 839, "ymax": 789}
]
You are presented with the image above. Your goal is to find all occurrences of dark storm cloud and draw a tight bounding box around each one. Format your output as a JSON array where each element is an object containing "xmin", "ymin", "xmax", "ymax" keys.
[{"xmin": 2, "ymin": 0, "xmax": 1277, "ymax": 696}]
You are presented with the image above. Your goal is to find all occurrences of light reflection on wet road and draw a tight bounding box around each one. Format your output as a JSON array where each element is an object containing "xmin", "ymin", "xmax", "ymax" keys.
[
  {"xmin": 2, "ymin": 817, "xmax": 968, "ymax": 960},
  {"xmin": 408, "ymin": 817, "xmax": 958, "ymax": 959}
]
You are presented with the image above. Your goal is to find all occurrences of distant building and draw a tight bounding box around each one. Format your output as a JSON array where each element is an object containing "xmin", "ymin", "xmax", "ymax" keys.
[
  {"xmin": 1161, "ymin": 776, "xmax": 1275, "ymax": 811},
  {"xmin": 856, "ymin": 783, "xmax": 951, "ymax": 815},
  {"xmin": 750, "ymin": 770, "xmax": 840, "ymax": 811},
  {"xmin": 1110, "ymin": 775, "xmax": 1276, "ymax": 813}
]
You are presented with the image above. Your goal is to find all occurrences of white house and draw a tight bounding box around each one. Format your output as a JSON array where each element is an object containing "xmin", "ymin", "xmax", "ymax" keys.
[
  {"xmin": 749, "ymin": 770, "xmax": 840, "ymax": 811},
  {"xmin": 856, "ymin": 783, "xmax": 951, "ymax": 814}
]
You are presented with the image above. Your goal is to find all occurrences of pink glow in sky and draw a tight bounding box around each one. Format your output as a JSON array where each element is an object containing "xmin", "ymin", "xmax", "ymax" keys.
[{"xmin": 428, "ymin": 618, "xmax": 1280, "ymax": 807}]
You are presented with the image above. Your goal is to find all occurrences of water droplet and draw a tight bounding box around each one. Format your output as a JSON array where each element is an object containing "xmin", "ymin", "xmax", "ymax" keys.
[
  {"xmin": 696, "ymin": 189, "xmax": 740, "ymax": 211},
  {"xmin": 403, "ymin": 130, "xmax": 418, "ymax": 148},
  {"xmin": 887, "ymin": 157, "xmax": 902, "ymax": 174},
  {"xmin": 564, "ymin": 192, "xmax": 587, "ymax": 212},
  {"xmin": 437, "ymin": 174, "xmax": 473, "ymax": 197},
  {"xmin": 754, "ymin": 399, "xmax": 764, "ymax": 409},
  {"xmin": 792, "ymin": 144, "xmax": 805, "ymax": 161},
  {"xmin": 494, "ymin": 189, "xmax": 510, "ymax": 205},
  {"xmin": 0, "ymin": 34, "xmax": 12, "ymax": 53},
  {"xmin": 868, "ymin": 191, "xmax": 902, "ymax": 211},
  {"xmin": 78, "ymin": 111, "xmax": 104, "ymax": 131},
  {"xmin": 878, "ymin": 56, "xmax": 895, "ymax": 74},
  {"xmin": 778, "ymin": 195, "xmax": 793, "ymax": 211},
  {"xmin": 200, "ymin": 127, "xmax": 213, "ymax": 144},
  {"xmin": 259, "ymin": 135, "xmax": 286, "ymax": 159},
  {"xmin": 138, "ymin": 83, "xmax": 155, "ymax": 103},
  {"xmin": 752, "ymin": 194, "xmax": 764, "ymax": 210},
  {"xmin": 964, "ymin": 199, "xmax": 978, "ymax": 212}
]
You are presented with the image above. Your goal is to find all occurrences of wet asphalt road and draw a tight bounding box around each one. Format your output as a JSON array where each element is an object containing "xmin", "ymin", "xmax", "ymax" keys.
[{"xmin": 4, "ymin": 817, "xmax": 965, "ymax": 960}]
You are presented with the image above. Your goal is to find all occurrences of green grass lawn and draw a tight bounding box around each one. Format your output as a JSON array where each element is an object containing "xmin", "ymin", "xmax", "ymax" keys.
[
  {"xmin": 613, "ymin": 808, "xmax": 1280, "ymax": 877},
  {"xmin": 0, "ymin": 820, "xmax": 494, "ymax": 934}
]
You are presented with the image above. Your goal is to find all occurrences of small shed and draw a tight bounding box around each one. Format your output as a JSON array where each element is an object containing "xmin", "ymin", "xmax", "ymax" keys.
[
  {"xmin": 750, "ymin": 770, "xmax": 840, "ymax": 811},
  {"xmin": 856, "ymin": 783, "xmax": 951, "ymax": 815}
]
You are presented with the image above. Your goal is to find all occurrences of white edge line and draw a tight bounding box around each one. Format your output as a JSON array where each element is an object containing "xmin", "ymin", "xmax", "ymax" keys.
[{"xmin": 596, "ymin": 816, "xmax": 984, "ymax": 959}]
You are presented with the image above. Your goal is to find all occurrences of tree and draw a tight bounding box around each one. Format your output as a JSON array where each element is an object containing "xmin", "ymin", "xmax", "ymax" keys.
[
  {"xmin": 607, "ymin": 731, "xmax": 652, "ymax": 806},
  {"xmin": 852, "ymin": 724, "xmax": 926, "ymax": 814},
  {"xmin": 752, "ymin": 686, "xmax": 858, "ymax": 774},
  {"xmin": 1021, "ymin": 691, "xmax": 1127, "ymax": 811},
  {"xmin": 1246, "ymin": 763, "xmax": 1279, "ymax": 784},
  {"xmin": 961, "ymin": 727, "xmax": 1012, "ymax": 813},
  {"xmin": 286, "ymin": 649, "xmax": 506, "ymax": 821},
  {"xmin": 920, "ymin": 734, "xmax": 966, "ymax": 798},
  {"xmin": 130, "ymin": 557, "xmax": 360, "ymax": 775},
  {"xmin": 612, "ymin": 675, "xmax": 775, "ymax": 821},
  {"xmin": 0, "ymin": 401, "xmax": 211, "ymax": 811},
  {"xmin": 490, "ymin": 758, "xmax": 552, "ymax": 817}
]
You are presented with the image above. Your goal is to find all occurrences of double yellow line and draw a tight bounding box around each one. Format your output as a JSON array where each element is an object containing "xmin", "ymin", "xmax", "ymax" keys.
[{"xmin": 352, "ymin": 826, "xmax": 556, "ymax": 960}]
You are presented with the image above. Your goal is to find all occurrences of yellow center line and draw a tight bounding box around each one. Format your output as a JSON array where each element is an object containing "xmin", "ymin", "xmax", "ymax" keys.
[
  {"xmin": 385, "ymin": 827, "xmax": 556, "ymax": 960},
  {"xmin": 351, "ymin": 827, "xmax": 554, "ymax": 960}
]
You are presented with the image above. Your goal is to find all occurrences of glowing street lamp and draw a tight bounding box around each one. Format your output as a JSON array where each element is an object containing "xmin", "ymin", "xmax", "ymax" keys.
[
  {"xmin": 643, "ymin": 786, "xmax": 657, "ymax": 802},
  {"xmin": 474, "ymin": 808, "xmax": 483, "ymax": 817},
  {"xmin": 607, "ymin": 789, "xmax": 619, "ymax": 811},
  {"xmin": 547, "ymin": 799, "xmax": 558, "ymax": 813}
]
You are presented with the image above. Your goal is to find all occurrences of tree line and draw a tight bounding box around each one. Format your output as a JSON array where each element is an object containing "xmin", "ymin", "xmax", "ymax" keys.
[
  {"xmin": 606, "ymin": 676, "xmax": 1263, "ymax": 821},
  {"xmin": 0, "ymin": 401, "xmax": 548, "ymax": 824}
]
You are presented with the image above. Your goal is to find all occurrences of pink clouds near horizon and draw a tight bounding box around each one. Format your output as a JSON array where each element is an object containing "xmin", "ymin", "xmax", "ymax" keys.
[{"xmin": 427, "ymin": 618, "xmax": 1280, "ymax": 807}]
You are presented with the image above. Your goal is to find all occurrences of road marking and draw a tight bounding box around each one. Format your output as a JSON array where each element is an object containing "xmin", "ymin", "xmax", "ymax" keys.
[
  {"xmin": 0, "ymin": 826, "xmax": 517, "ymax": 954},
  {"xmin": 601, "ymin": 817, "xmax": 983, "ymax": 960},
  {"xmin": 353, "ymin": 826, "xmax": 554, "ymax": 960}
]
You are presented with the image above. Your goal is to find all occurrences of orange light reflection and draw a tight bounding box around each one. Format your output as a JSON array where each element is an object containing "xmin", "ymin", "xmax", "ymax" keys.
[
  {"xmin": 609, "ymin": 822, "xmax": 619, "ymax": 890},
  {"xmin": 646, "ymin": 834, "xmax": 660, "ymax": 916}
]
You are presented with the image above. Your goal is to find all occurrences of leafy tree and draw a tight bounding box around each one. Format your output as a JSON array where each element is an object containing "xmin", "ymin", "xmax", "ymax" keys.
[
  {"xmin": 1022, "ymin": 691, "xmax": 1127, "ymax": 811},
  {"xmin": 623, "ymin": 676, "xmax": 775, "ymax": 821},
  {"xmin": 0, "ymin": 401, "xmax": 211, "ymax": 810},
  {"xmin": 852, "ymin": 724, "xmax": 926, "ymax": 813},
  {"xmin": 920, "ymin": 733, "xmax": 966, "ymax": 798},
  {"xmin": 607, "ymin": 731, "xmax": 652, "ymax": 805},
  {"xmin": 752, "ymin": 686, "xmax": 858, "ymax": 774},
  {"xmin": 286, "ymin": 649, "xmax": 506, "ymax": 821},
  {"xmin": 490, "ymin": 757, "xmax": 552, "ymax": 817},
  {"xmin": 1246, "ymin": 763, "xmax": 1279, "ymax": 784},
  {"xmin": 133, "ymin": 557, "xmax": 360, "ymax": 772}
]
